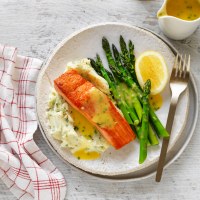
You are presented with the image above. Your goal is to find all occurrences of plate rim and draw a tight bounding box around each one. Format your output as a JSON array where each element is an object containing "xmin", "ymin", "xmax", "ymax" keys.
[{"xmin": 35, "ymin": 22, "xmax": 199, "ymax": 181}]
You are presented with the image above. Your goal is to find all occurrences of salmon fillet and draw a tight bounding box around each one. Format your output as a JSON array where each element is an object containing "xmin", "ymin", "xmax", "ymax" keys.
[{"xmin": 54, "ymin": 69, "xmax": 136, "ymax": 149}]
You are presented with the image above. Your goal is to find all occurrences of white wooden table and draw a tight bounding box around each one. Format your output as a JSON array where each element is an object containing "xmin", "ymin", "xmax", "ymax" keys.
[{"xmin": 0, "ymin": 0, "xmax": 200, "ymax": 199}]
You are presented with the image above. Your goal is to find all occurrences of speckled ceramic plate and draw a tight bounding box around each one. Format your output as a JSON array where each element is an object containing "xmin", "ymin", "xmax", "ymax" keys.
[{"xmin": 36, "ymin": 23, "xmax": 196, "ymax": 178}]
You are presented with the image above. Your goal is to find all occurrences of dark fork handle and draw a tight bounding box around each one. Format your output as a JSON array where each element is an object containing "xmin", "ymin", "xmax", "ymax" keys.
[{"xmin": 156, "ymin": 95, "xmax": 179, "ymax": 182}]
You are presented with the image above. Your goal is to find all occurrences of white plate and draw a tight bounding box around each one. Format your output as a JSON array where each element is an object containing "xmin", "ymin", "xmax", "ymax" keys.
[{"xmin": 36, "ymin": 23, "xmax": 189, "ymax": 176}]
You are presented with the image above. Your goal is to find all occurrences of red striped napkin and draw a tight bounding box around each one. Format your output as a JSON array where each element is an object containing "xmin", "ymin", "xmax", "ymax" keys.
[{"xmin": 0, "ymin": 45, "xmax": 66, "ymax": 200}]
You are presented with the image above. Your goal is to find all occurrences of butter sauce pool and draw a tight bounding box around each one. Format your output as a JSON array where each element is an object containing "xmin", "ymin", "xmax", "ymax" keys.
[{"xmin": 159, "ymin": 0, "xmax": 200, "ymax": 21}]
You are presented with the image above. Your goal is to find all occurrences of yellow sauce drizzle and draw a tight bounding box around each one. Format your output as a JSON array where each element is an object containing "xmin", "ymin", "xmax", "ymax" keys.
[
  {"xmin": 69, "ymin": 106, "xmax": 96, "ymax": 139},
  {"xmin": 73, "ymin": 150, "xmax": 100, "ymax": 160},
  {"xmin": 149, "ymin": 94, "xmax": 163, "ymax": 111},
  {"xmin": 68, "ymin": 105, "xmax": 106, "ymax": 160}
]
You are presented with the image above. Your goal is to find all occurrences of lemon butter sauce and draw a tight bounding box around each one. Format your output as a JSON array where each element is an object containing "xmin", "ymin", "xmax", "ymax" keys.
[
  {"xmin": 158, "ymin": 0, "xmax": 200, "ymax": 21},
  {"xmin": 149, "ymin": 94, "xmax": 163, "ymax": 111}
]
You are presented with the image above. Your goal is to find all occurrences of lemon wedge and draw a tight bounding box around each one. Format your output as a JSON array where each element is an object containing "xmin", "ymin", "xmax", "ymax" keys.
[{"xmin": 135, "ymin": 51, "xmax": 168, "ymax": 95}]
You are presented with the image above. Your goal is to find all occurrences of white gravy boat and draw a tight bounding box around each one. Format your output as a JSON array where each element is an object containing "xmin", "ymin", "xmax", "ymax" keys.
[{"xmin": 157, "ymin": 0, "xmax": 200, "ymax": 40}]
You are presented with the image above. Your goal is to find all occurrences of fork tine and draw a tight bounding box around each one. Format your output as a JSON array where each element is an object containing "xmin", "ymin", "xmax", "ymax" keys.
[
  {"xmin": 173, "ymin": 54, "xmax": 179, "ymax": 77},
  {"xmin": 182, "ymin": 54, "xmax": 187, "ymax": 78},
  {"xmin": 178, "ymin": 55, "xmax": 183, "ymax": 77},
  {"xmin": 187, "ymin": 55, "xmax": 190, "ymax": 73}
]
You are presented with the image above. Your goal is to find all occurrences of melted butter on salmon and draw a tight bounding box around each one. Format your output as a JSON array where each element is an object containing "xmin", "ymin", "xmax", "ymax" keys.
[{"xmin": 88, "ymin": 87, "xmax": 116, "ymax": 128}]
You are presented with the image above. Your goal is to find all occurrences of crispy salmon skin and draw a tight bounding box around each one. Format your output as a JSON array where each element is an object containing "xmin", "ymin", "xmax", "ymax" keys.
[{"xmin": 54, "ymin": 69, "xmax": 136, "ymax": 149}]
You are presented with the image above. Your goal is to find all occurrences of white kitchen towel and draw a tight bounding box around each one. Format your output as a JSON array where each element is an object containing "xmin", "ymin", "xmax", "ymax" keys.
[{"xmin": 0, "ymin": 44, "xmax": 66, "ymax": 200}]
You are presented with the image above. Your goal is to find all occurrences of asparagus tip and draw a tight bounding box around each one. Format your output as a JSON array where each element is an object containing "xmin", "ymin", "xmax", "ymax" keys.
[
  {"xmin": 96, "ymin": 53, "xmax": 100, "ymax": 59},
  {"xmin": 143, "ymin": 79, "xmax": 151, "ymax": 95},
  {"xmin": 88, "ymin": 58, "xmax": 95, "ymax": 64},
  {"xmin": 102, "ymin": 36, "xmax": 108, "ymax": 43},
  {"xmin": 112, "ymin": 44, "xmax": 117, "ymax": 51},
  {"xmin": 120, "ymin": 35, "xmax": 126, "ymax": 43},
  {"xmin": 102, "ymin": 36, "xmax": 110, "ymax": 50},
  {"xmin": 128, "ymin": 40, "xmax": 133, "ymax": 47},
  {"xmin": 112, "ymin": 44, "xmax": 120, "ymax": 58}
]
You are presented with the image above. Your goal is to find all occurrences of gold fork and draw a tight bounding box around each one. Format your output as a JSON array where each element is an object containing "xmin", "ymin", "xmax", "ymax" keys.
[{"xmin": 156, "ymin": 54, "xmax": 190, "ymax": 182}]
